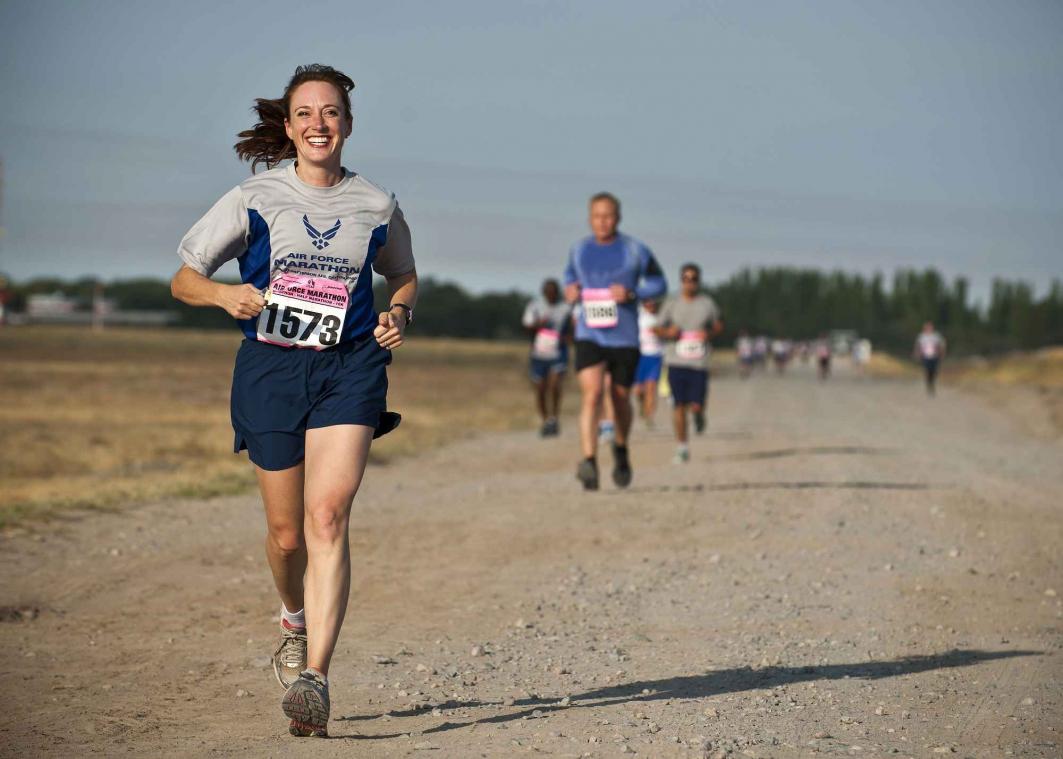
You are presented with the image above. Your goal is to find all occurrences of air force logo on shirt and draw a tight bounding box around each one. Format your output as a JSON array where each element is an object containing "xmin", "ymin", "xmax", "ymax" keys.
[{"xmin": 302, "ymin": 215, "xmax": 342, "ymax": 250}]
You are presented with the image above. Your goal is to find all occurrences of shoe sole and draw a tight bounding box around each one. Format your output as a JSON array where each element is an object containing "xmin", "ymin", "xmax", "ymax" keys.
[
  {"xmin": 612, "ymin": 466, "xmax": 632, "ymax": 488},
  {"xmin": 282, "ymin": 683, "xmax": 329, "ymax": 738}
]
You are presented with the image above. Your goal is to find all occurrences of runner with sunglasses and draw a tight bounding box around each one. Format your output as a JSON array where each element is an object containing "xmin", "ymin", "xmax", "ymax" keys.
[{"xmin": 656, "ymin": 263, "xmax": 722, "ymax": 463}]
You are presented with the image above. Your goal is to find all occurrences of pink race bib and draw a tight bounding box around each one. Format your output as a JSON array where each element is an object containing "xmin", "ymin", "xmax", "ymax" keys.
[
  {"xmin": 257, "ymin": 273, "xmax": 348, "ymax": 349},
  {"xmin": 582, "ymin": 288, "xmax": 618, "ymax": 328},
  {"xmin": 675, "ymin": 330, "xmax": 708, "ymax": 360}
]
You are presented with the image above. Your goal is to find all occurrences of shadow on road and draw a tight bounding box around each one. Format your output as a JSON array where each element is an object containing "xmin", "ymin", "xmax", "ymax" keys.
[
  {"xmin": 336, "ymin": 648, "xmax": 1038, "ymax": 739},
  {"xmin": 606, "ymin": 480, "xmax": 940, "ymax": 495},
  {"xmin": 708, "ymin": 445, "xmax": 894, "ymax": 461}
]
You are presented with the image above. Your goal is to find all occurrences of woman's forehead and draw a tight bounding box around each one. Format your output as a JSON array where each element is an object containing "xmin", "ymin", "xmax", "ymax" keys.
[{"xmin": 290, "ymin": 81, "xmax": 343, "ymax": 106}]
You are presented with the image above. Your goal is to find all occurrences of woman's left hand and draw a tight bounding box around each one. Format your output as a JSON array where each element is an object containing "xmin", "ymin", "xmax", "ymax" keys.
[{"xmin": 374, "ymin": 309, "xmax": 407, "ymax": 350}]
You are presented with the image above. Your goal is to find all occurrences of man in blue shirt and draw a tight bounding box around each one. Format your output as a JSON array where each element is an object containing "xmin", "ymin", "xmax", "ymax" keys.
[{"xmin": 563, "ymin": 192, "xmax": 667, "ymax": 490}]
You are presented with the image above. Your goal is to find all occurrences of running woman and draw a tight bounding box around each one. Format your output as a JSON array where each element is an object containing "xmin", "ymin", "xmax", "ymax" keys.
[
  {"xmin": 523, "ymin": 278, "xmax": 573, "ymax": 436},
  {"xmin": 564, "ymin": 192, "xmax": 667, "ymax": 490},
  {"xmin": 913, "ymin": 321, "xmax": 946, "ymax": 396},
  {"xmin": 170, "ymin": 65, "xmax": 417, "ymax": 738},
  {"xmin": 656, "ymin": 263, "xmax": 723, "ymax": 463},
  {"xmin": 634, "ymin": 299, "xmax": 665, "ymax": 428}
]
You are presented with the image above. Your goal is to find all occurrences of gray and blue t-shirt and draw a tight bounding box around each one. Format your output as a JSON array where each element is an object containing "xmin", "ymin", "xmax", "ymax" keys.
[{"xmin": 177, "ymin": 164, "xmax": 415, "ymax": 344}]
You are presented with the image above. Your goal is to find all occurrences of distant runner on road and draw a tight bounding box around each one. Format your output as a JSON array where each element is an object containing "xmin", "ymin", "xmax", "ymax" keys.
[
  {"xmin": 913, "ymin": 322, "xmax": 947, "ymax": 396},
  {"xmin": 736, "ymin": 330, "xmax": 754, "ymax": 379},
  {"xmin": 522, "ymin": 279, "xmax": 573, "ymax": 437},
  {"xmin": 634, "ymin": 299, "xmax": 665, "ymax": 428},
  {"xmin": 656, "ymin": 263, "xmax": 723, "ymax": 463},
  {"xmin": 815, "ymin": 335, "xmax": 832, "ymax": 380},
  {"xmin": 171, "ymin": 64, "xmax": 417, "ymax": 739},
  {"xmin": 563, "ymin": 192, "xmax": 667, "ymax": 490}
]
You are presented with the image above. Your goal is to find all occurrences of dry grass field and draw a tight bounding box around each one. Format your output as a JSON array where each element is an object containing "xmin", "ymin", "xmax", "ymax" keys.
[{"xmin": 0, "ymin": 326, "xmax": 534, "ymax": 527}]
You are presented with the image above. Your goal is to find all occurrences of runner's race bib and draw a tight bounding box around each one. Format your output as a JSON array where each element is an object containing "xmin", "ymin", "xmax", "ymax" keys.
[
  {"xmin": 640, "ymin": 327, "xmax": 662, "ymax": 355},
  {"xmin": 582, "ymin": 288, "xmax": 618, "ymax": 328},
  {"xmin": 257, "ymin": 273, "xmax": 347, "ymax": 350},
  {"xmin": 676, "ymin": 330, "xmax": 708, "ymax": 361},
  {"xmin": 533, "ymin": 328, "xmax": 562, "ymax": 360}
]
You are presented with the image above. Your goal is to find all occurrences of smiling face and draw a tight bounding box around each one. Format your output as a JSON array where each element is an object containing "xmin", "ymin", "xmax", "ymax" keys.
[{"xmin": 284, "ymin": 80, "xmax": 352, "ymax": 173}]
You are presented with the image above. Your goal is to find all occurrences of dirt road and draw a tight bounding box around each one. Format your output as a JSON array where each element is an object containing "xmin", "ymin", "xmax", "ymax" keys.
[{"xmin": 2, "ymin": 362, "xmax": 1060, "ymax": 758}]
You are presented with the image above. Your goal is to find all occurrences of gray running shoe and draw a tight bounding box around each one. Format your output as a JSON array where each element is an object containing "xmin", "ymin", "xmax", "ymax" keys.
[
  {"xmin": 577, "ymin": 458, "xmax": 599, "ymax": 491},
  {"xmin": 282, "ymin": 669, "xmax": 330, "ymax": 738},
  {"xmin": 272, "ymin": 624, "xmax": 308, "ymax": 689}
]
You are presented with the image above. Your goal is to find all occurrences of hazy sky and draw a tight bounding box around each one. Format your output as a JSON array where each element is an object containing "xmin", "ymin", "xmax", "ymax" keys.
[{"xmin": 1, "ymin": 0, "xmax": 1060, "ymax": 300}]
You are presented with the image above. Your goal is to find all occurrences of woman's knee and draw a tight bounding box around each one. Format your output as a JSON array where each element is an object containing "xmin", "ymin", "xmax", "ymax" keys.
[
  {"xmin": 305, "ymin": 497, "xmax": 353, "ymax": 543},
  {"xmin": 267, "ymin": 523, "xmax": 305, "ymax": 556}
]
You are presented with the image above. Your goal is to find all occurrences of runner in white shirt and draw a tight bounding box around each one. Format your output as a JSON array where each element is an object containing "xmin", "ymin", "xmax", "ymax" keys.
[
  {"xmin": 634, "ymin": 299, "xmax": 664, "ymax": 427},
  {"xmin": 913, "ymin": 322, "xmax": 947, "ymax": 396},
  {"xmin": 522, "ymin": 279, "xmax": 573, "ymax": 436},
  {"xmin": 736, "ymin": 330, "xmax": 754, "ymax": 379}
]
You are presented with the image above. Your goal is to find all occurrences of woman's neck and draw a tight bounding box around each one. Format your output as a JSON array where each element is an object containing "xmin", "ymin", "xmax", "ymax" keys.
[{"xmin": 294, "ymin": 160, "xmax": 345, "ymax": 188}]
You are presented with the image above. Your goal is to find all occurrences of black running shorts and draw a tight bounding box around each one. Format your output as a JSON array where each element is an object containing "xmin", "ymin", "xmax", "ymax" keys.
[{"xmin": 574, "ymin": 340, "xmax": 641, "ymax": 388}]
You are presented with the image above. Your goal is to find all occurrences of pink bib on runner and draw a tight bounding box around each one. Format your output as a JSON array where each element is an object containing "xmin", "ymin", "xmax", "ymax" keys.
[
  {"xmin": 257, "ymin": 272, "xmax": 348, "ymax": 350},
  {"xmin": 533, "ymin": 328, "xmax": 562, "ymax": 360},
  {"xmin": 581, "ymin": 288, "xmax": 618, "ymax": 328},
  {"xmin": 676, "ymin": 330, "xmax": 708, "ymax": 361}
]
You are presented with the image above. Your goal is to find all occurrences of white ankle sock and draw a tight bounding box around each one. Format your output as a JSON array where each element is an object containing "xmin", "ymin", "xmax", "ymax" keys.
[{"xmin": 281, "ymin": 605, "xmax": 305, "ymax": 628}]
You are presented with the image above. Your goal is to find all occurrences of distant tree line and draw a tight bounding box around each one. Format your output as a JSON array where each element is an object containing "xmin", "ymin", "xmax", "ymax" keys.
[
  {"xmin": 3, "ymin": 268, "xmax": 1061, "ymax": 355},
  {"xmin": 711, "ymin": 267, "xmax": 1063, "ymax": 354}
]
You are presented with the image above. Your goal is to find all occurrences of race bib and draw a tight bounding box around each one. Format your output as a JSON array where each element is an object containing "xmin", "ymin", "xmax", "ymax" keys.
[
  {"xmin": 640, "ymin": 327, "xmax": 662, "ymax": 355},
  {"xmin": 533, "ymin": 328, "xmax": 562, "ymax": 360},
  {"xmin": 257, "ymin": 273, "xmax": 347, "ymax": 350},
  {"xmin": 582, "ymin": 288, "xmax": 618, "ymax": 328},
  {"xmin": 676, "ymin": 330, "xmax": 708, "ymax": 361}
]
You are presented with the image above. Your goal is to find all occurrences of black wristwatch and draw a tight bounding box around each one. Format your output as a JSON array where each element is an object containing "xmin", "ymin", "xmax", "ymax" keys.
[{"xmin": 389, "ymin": 302, "xmax": 413, "ymax": 325}]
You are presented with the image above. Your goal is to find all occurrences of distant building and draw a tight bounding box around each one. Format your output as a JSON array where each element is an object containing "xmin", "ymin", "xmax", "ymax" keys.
[{"xmin": 27, "ymin": 292, "xmax": 78, "ymax": 317}]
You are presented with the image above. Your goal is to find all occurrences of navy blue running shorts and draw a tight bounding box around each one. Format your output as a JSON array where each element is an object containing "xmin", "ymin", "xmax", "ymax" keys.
[
  {"xmin": 668, "ymin": 365, "xmax": 709, "ymax": 406},
  {"xmin": 529, "ymin": 347, "xmax": 568, "ymax": 382},
  {"xmin": 231, "ymin": 335, "xmax": 391, "ymax": 471}
]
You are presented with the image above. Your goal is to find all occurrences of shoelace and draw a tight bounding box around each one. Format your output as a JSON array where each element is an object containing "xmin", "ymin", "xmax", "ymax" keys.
[{"xmin": 274, "ymin": 627, "xmax": 307, "ymax": 669}]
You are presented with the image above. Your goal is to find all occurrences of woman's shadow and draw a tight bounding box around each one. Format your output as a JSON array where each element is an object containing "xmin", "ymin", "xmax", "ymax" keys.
[{"xmin": 335, "ymin": 647, "xmax": 1038, "ymax": 739}]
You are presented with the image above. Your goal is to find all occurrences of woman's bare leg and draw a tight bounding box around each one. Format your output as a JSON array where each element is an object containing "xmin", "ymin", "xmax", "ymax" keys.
[
  {"xmin": 301, "ymin": 424, "xmax": 374, "ymax": 675},
  {"xmin": 256, "ymin": 464, "xmax": 307, "ymax": 614}
]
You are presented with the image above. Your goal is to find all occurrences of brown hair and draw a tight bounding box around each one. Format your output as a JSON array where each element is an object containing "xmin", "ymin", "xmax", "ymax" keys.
[
  {"xmin": 234, "ymin": 64, "xmax": 356, "ymax": 172},
  {"xmin": 589, "ymin": 191, "xmax": 621, "ymax": 216}
]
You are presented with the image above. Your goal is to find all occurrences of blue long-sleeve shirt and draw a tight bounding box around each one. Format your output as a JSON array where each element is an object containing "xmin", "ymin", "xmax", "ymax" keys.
[{"xmin": 563, "ymin": 233, "xmax": 667, "ymax": 348}]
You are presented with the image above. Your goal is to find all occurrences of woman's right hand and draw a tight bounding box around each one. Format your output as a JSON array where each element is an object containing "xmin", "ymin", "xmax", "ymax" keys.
[{"xmin": 218, "ymin": 283, "xmax": 267, "ymax": 319}]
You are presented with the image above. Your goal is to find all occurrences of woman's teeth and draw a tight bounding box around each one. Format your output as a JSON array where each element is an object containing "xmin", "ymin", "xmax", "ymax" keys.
[{"xmin": 307, "ymin": 137, "xmax": 329, "ymax": 147}]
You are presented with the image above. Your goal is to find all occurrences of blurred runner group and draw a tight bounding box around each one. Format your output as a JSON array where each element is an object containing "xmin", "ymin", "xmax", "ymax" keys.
[{"xmin": 523, "ymin": 193, "xmax": 946, "ymax": 487}]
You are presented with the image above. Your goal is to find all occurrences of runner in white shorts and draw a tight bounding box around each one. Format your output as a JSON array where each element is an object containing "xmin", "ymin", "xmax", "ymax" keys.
[{"xmin": 171, "ymin": 64, "xmax": 417, "ymax": 738}]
